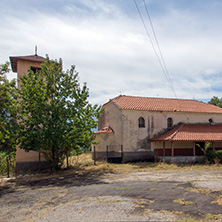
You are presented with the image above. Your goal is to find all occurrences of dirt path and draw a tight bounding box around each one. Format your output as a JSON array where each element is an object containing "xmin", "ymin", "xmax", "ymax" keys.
[{"xmin": 0, "ymin": 168, "xmax": 222, "ymax": 221}]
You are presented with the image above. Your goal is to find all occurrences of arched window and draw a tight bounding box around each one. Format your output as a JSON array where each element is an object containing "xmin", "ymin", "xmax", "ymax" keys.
[
  {"xmin": 138, "ymin": 117, "xmax": 145, "ymax": 128},
  {"xmin": 167, "ymin": 117, "xmax": 173, "ymax": 128}
]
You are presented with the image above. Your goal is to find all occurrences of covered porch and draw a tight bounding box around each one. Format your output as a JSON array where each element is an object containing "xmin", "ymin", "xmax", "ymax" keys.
[{"xmin": 151, "ymin": 123, "xmax": 222, "ymax": 162}]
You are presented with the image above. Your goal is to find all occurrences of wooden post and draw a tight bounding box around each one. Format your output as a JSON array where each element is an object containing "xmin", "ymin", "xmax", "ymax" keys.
[
  {"xmin": 66, "ymin": 149, "xmax": 69, "ymax": 169},
  {"xmin": 171, "ymin": 142, "xmax": 174, "ymax": 157},
  {"xmin": 121, "ymin": 145, "xmax": 123, "ymax": 163},
  {"xmin": 193, "ymin": 141, "xmax": 196, "ymax": 156},
  {"xmin": 163, "ymin": 141, "xmax": 166, "ymax": 156},
  {"xmin": 106, "ymin": 145, "xmax": 109, "ymax": 161},
  {"xmin": 93, "ymin": 146, "xmax": 96, "ymax": 165},
  {"xmin": 212, "ymin": 142, "xmax": 215, "ymax": 151},
  {"xmin": 6, "ymin": 156, "xmax": 10, "ymax": 178}
]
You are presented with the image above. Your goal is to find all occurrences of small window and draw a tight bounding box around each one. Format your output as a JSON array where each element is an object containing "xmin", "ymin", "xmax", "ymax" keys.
[
  {"xmin": 138, "ymin": 117, "xmax": 145, "ymax": 128},
  {"xmin": 167, "ymin": 117, "xmax": 173, "ymax": 128},
  {"xmin": 31, "ymin": 66, "xmax": 41, "ymax": 74},
  {"xmin": 209, "ymin": 118, "xmax": 215, "ymax": 125}
]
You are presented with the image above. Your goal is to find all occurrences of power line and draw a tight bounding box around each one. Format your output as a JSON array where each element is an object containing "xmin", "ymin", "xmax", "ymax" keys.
[
  {"xmin": 143, "ymin": 0, "xmax": 177, "ymax": 98},
  {"xmin": 133, "ymin": 0, "xmax": 177, "ymax": 99},
  {"xmin": 134, "ymin": 0, "xmax": 190, "ymax": 121}
]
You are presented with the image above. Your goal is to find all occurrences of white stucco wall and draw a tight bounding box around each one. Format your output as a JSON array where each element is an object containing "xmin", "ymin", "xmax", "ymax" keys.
[
  {"xmin": 16, "ymin": 59, "xmax": 43, "ymax": 163},
  {"xmin": 93, "ymin": 102, "xmax": 123, "ymax": 152}
]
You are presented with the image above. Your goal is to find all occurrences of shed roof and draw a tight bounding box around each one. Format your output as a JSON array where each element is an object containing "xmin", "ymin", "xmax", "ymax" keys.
[
  {"xmin": 104, "ymin": 95, "xmax": 222, "ymax": 114},
  {"xmin": 10, "ymin": 55, "xmax": 45, "ymax": 72},
  {"xmin": 151, "ymin": 124, "xmax": 222, "ymax": 142}
]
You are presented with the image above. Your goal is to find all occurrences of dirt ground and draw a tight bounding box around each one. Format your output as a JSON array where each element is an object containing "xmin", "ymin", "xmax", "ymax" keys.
[{"xmin": 0, "ymin": 162, "xmax": 222, "ymax": 222}]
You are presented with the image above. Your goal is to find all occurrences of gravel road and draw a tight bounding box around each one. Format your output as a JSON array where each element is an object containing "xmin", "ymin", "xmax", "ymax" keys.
[{"xmin": 0, "ymin": 168, "xmax": 222, "ymax": 221}]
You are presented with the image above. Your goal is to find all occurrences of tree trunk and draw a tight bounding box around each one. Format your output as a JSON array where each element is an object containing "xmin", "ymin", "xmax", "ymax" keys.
[
  {"xmin": 51, "ymin": 144, "xmax": 56, "ymax": 173},
  {"xmin": 6, "ymin": 156, "xmax": 10, "ymax": 178},
  {"xmin": 66, "ymin": 149, "xmax": 69, "ymax": 169}
]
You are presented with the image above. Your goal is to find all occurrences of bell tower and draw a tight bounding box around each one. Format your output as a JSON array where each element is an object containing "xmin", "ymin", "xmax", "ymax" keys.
[{"xmin": 10, "ymin": 52, "xmax": 47, "ymax": 173}]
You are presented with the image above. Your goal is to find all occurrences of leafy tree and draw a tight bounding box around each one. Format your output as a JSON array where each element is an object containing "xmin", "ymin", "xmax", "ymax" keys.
[
  {"xmin": 208, "ymin": 96, "xmax": 222, "ymax": 108},
  {"xmin": 18, "ymin": 56, "xmax": 101, "ymax": 172},
  {"xmin": 0, "ymin": 62, "xmax": 18, "ymax": 177}
]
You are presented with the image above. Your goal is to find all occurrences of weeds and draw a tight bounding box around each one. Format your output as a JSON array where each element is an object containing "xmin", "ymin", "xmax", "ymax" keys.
[
  {"xmin": 205, "ymin": 213, "xmax": 222, "ymax": 220},
  {"xmin": 173, "ymin": 199, "xmax": 195, "ymax": 205}
]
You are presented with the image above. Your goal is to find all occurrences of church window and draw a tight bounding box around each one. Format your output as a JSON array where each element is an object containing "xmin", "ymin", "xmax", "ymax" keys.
[
  {"xmin": 167, "ymin": 117, "xmax": 173, "ymax": 128},
  {"xmin": 138, "ymin": 117, "xmax": 145, "ymax": 128}
]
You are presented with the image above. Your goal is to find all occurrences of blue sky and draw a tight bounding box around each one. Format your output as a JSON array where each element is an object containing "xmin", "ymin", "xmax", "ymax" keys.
[{"xmin": 1, "ymin": 0, "xmax": 222, "ymax": 104}]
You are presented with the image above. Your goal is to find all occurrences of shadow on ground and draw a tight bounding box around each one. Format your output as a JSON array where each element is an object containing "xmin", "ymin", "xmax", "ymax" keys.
[{"xmin": 1, "ymin": 166, "xmax": 114, "ymax": 196}]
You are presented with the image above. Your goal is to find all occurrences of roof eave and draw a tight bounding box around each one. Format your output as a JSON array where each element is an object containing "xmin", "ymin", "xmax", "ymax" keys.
[{"xmin": 9, "ymin": 55, "xmax": 45, "ymax": 73}]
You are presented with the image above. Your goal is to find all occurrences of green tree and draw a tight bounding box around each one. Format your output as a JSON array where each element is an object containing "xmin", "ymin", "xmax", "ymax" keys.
[
  {"xmin": 208, "ymin": 96, "xmax": 222, "ymax": 108},
  {"xmin": 18, "ymin": 56, "xmax": 101, "ymax": 172},
  {"xmin": 0, "ymin": 62, "xmax": 18, "ymax": 177}
]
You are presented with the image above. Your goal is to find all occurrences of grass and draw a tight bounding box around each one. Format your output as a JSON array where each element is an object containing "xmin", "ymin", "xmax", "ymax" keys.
[
  {"xmin": 116, "ymin": 187, "xmax": 133, "ymax": 190},
  {"xmin": 94, "ymin": 197, "xmax": 128, "ymax": 203},
  {"xmin": 211, "ymin": 196, "xmax": 222, "ymax": 206},
  {"xmin": 173, "ymin": 199, "xmax": 195, "ymax": 205},
  {"xmin": 205, "ymin": 213, "xmax": 222, "ymax": 220},
  {"xmin": 66, "ymin": 152, "xmax": 222, "ymax": 174},
  {"xmin": 150, "ymin": 187, "xmax": 159, "ymax": 191},
  {"xmin": 186, "ymin": 187, "xmax": 222, "ymax": 207},
  {"xmin": 2, "ymin": 152, "xmax": 222, "ymax": 187}
]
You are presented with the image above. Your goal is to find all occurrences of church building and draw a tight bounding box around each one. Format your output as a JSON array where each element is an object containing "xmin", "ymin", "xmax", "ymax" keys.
[{"xmin": 93, "ymin": 95, "xmax": 222, "ymax": 163}]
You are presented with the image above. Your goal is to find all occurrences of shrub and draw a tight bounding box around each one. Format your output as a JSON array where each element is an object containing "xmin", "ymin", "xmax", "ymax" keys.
[{"xmin": 206, "ymin": 150, "xmax": 222, "ymax": 164}]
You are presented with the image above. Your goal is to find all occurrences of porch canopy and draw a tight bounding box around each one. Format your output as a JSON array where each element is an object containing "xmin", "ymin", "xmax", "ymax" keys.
[{"xmin": 151, "ymin": 124, "xmax": 222, "ymax": 156}]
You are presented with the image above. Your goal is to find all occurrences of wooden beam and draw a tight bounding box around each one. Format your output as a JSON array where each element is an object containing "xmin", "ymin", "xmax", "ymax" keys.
[
  {"xmin": 171, "ymin": 142, "xmax": 174, "ymax": 157},
  {"xmin": 193, "ymin": 141, "xmax": 196, "ymax": 156},
  {"xmin": 93, "ymin": 146, "xmax": 96, "ymax": 165},
  {"xmin": 163, "ymin": 141, "xmax": 166, "ymax": 156},
  {"xmin": 106, "ymin": 145, "xmax": 109, "ymax": 161},
  {"xmin": 212, "ymin": 141, "xmax": 215, "ymax": 151},
  {"xmin": 121, "ymin": 145, "xmax": 123, "ymax": 163}
]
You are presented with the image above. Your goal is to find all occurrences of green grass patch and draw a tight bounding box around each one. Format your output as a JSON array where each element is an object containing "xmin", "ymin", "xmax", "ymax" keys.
[{"xmin": 116, "ymin": 187, "xmax": 133, "ymax": 190}]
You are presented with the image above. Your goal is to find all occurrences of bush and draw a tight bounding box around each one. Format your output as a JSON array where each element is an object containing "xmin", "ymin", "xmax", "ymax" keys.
[{"xmin": 206, "ymin": 150, "xmax": 222, "ymax": 164}]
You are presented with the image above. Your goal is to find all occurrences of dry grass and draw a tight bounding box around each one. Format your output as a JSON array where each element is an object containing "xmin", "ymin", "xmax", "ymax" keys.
[
  {"xmin": 2, "ymin": 152, "xmax": 222, "ymax": 186},
  {"xmin": 204, "ymin": 213, "xmax": 222, "ymax": 220},
  {"xmin": 173, "ymin": 198, "xmax": 195, "ymax": 205},
  {"xmin": 186, "ymin": 187, "xmax": 222, "ymax": 207},
  {"xmin": 67, "ymin": 152, "xmax": 222, "ymax": 175}
]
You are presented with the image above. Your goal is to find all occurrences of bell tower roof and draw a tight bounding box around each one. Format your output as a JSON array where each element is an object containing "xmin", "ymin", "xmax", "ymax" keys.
[{"xmin": 9, "ymin": 54, "xmax": 45, "ymax": 72}]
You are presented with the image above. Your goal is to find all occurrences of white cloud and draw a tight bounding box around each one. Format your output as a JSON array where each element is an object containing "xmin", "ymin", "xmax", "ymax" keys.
[{"xmin": 1, "ymin": 0, "xmax": 222, "ymax": 105}]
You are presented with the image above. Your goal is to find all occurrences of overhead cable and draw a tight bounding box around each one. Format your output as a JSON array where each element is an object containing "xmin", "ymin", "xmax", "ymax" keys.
[
  {"xmin": 143, "ymin": 0, "xmax": 177, "ymax": 98},
  {"xmin": 133, "ymin": 0, "xmax": 177, "ymax": 99}
]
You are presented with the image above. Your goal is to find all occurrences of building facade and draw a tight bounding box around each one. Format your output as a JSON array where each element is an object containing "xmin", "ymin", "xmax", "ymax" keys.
[
  {"xmin": 10, "ymin": 54, "xmax": 49, "ymax": 172},
  {"xmin": 93, "ymin": 95, "xmax": 222, "ymax": 163}
]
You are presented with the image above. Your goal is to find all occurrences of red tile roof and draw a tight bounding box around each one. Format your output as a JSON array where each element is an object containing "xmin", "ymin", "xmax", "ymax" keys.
[
  {"xmin": 94, "ymin": 126, "xmax": 114, "ymax": 134},
  {"xmin": 104, "ymin": 95, "xmax": 222, "ymax": 114},
  {"xmin": 151, "ymin": 124, "xmax": 222, "ymax": 141},
  {"xmin": 10, "ymin": 55, "xmax": 45, "ymax": 72}
]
